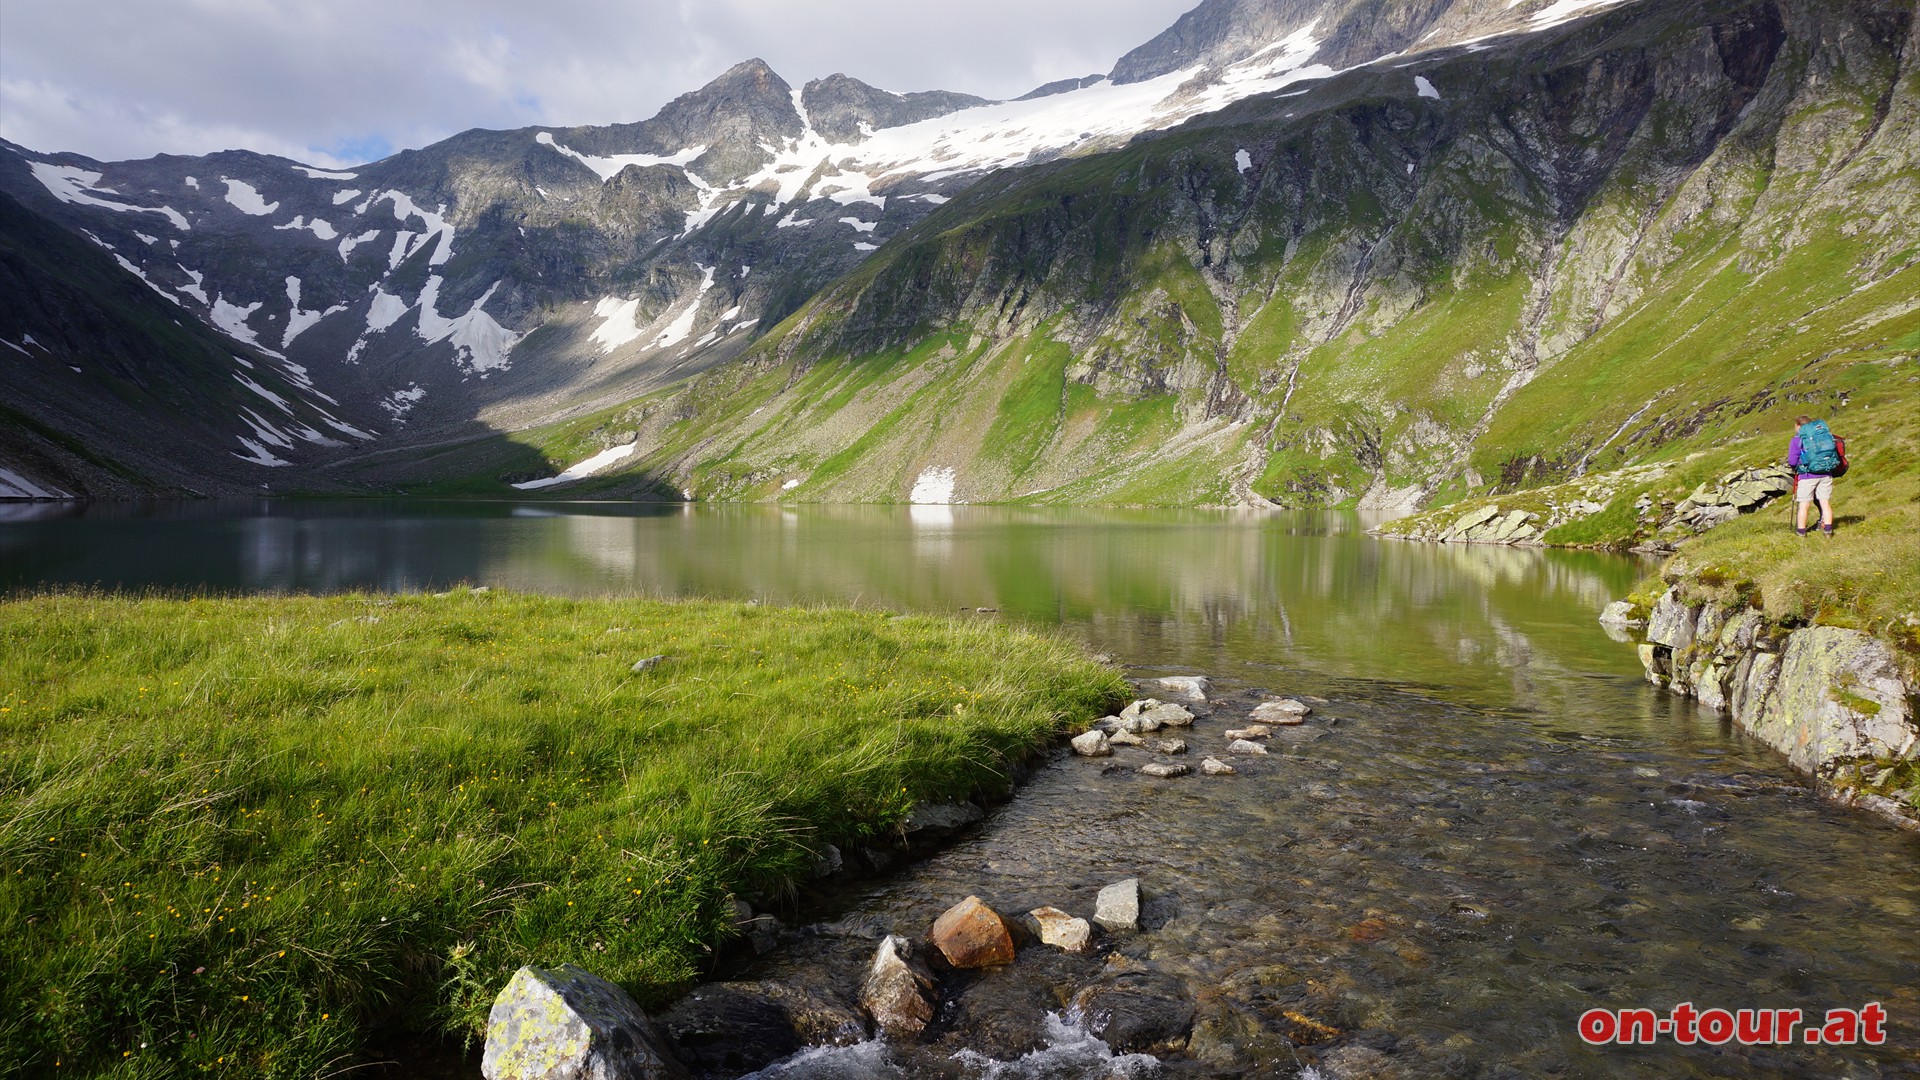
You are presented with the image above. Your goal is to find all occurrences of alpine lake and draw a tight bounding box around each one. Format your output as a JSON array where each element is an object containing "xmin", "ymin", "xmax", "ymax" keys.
[{"xmin": 4, "ymin": 499, "xmax": 1915, "ymax": 1078}]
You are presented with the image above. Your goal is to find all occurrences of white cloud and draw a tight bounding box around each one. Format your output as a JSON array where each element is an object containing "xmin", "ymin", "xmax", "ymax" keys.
[{"xmin": 0, "ymin": 0, "xmax": 1190, "ymax": 165}]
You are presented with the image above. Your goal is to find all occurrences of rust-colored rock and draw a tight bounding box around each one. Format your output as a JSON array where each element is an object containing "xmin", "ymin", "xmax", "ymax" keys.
[{"xmin": 930, "ymin": 895, "xmax": 1015, "ymax": 968}]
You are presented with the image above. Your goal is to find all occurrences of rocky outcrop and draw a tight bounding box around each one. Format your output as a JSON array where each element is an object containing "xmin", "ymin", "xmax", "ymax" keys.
[
  {"xmin": 1638, "ymin": 587, "xmax": 1919, "ymax": 829},
  {"xmin": 482, "ymin": 964, "xmax": 687, "ymax": 1080},
  {"xmin": 1664, "ymin": 464, "xmax": 1794, "ymax": 534}
]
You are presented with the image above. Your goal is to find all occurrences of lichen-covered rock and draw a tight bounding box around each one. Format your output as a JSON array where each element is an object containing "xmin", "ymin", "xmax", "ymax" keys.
[
  {"xmin": 1644, "ymin": 590, "xmax": 1698, "ymax": 653},
  {"xmin": 930, "ymin": 896, "xmax": 1015, "ymax": 968},
  {"xmin": 482, "ymin": 964, "xmax": 687, "ymax": 1080},
  {"xmin": 1200, "ymin": 757, "xmax": 1236, "ymax": 775},
  {"xmin": 1631, "ymin": 587, "xmax": 1918, "ymax": 828},
  {"xmin": 1139, "ymin": 761, "xmax": 1190, "ymax": 778},
  {"xmin": 859, "ymin": 935, "xmax": 937, "ymax": 1040},
  {"xmin": 1745, "ymin": 625, "xmax": 1917, "ymax": 775},
  {"xmin": 1227, "ymin": 739, "xmax": 1269, "ymax": 755}
]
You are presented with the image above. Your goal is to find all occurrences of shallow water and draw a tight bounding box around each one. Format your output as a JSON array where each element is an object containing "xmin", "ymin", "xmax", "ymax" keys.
[{"xmin": 4, "ymin": 500, "xmax": 1915, "ymax": 1077}]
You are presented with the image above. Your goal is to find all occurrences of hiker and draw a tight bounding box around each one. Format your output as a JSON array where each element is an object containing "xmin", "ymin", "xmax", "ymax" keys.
[{"xmin": 1788, "ymin": 414, "xmax": 1842, "ymax": 537}]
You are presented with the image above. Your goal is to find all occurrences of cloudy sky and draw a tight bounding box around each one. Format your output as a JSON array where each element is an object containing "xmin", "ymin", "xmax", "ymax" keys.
[{"xmin": 1, "ymin": 0, "xmax": 1196, "ymax": 167}]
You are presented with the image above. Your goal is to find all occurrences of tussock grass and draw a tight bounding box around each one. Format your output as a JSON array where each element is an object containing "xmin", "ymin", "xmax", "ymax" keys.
[{"xmin": 0, "ymin": 591, "xmax": 1125, "ymax": 1077}]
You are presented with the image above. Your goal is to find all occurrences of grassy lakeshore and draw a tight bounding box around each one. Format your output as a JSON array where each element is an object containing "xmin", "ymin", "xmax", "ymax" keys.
[{"xmin": 0, "ymin": 591, "xmax": 1125, "ymax": 1077}]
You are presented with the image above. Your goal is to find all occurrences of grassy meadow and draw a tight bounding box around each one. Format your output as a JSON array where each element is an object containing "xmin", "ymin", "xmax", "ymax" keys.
[{"xmin": 0, "ymin": 591, "xmax": 1126, "ymax": 1077}]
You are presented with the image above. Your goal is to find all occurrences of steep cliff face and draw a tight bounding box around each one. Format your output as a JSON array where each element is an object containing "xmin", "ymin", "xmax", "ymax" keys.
[{"xmin": 551, "ymin": 0, "xmax": 1913, "ymax": 509}]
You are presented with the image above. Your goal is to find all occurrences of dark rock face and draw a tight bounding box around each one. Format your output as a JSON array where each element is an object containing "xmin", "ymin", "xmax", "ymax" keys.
[
  {"xmin": 653, "ymin": 984, "xmax": 803, "ymax": 1075},
  {"xmin": 1015, "ymin": 74, "xmax": 1108, "ymax": 101},
  {"xmin": 801, "ymin": 74, "xmax": 991, "ymax": 142},
  {"xmin": 1070, "ymin": 970, "xmax": 1197, "ymax": 1053}
]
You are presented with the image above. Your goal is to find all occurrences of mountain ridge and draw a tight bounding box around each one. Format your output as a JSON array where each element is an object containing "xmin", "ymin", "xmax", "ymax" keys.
[{"xmin": 3, "ymin": 0, "xmax": 1913, "ymax": 515}]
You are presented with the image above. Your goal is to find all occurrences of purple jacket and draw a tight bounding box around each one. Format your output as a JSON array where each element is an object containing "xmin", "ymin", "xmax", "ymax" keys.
[{"xmin": 1788, "ymin": 435, "xmax": 1828, "ymax": 480}]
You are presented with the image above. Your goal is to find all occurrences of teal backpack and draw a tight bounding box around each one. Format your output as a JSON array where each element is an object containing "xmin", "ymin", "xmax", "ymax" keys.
[{"xmin": 1797, "ymin": 420, "xmax": 1841, "ymax": 475}]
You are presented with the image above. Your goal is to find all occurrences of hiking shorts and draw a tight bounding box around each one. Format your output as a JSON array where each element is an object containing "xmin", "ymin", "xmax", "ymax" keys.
[{"xmin": 1795, "ymin": 475, "xmax": 1834, "ymax": 503}]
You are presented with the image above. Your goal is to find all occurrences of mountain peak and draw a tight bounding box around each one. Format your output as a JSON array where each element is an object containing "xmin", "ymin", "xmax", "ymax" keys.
[{"xmin": 800, "ymin": 75, "xmax": 992, "ymax": 142}]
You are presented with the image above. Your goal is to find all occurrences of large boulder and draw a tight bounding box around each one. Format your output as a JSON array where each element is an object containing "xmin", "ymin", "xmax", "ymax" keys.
[
  {"xmin": 859, "ymin": 935, "xmax": 938, "ymax": 1040},
  {"xmin": 482, "ymin": 964, "xmax": 687, "ymax": 1080},
  {"xmin": 930, "ymin": 895, "xmax": 1016, "ymax": 968}
]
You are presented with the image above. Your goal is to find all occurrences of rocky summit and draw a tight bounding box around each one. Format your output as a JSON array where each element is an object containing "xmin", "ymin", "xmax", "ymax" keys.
[{"xmin": 1, "ymin": 0, "xmax": 1914, "ymax": 510}]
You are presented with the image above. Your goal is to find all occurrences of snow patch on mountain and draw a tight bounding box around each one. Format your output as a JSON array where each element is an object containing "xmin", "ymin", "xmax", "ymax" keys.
[
  {"xmin": 338, "ymin": 229, "xmax": 380, "ymax": 260},
  {"xmin": 374, "ymin": 191, "xmax": 456, "ymax": 266},
  {"xmin": 840, "ymin": 217, "xmax": 878, "ymax": 232},
  {"xmin": 294, "ymin": 165, "xmax": 358, "ymax": 180},
  {"xmin": 1236, "ymin": 149, "xmax": 1253, "ymax": 173},
  {"xmin": 176, "ymin": 267, "xmax": 209, "ymax": 304},
  {"xmin": 274, "ymin": 215, "xmax": 339, "ymax": 241},
  {"xmin": 511, "ymin": 443, "xmax": 636, "ymax": 490},
  {"xmin": 1415, "ymin": 76, "xmax": 1442, "ymax": 99},
  {"xmin": 221, "ymin": 178, "xmax": 279, "ymax": 216},
  {"xmin": 232, "ymin": 435, "xmax": 291, "ymax": 467},
  {"xmin": 1525, "ymin": 0, "xmax": 1636, "ymax": 29},
  {"xmin": 283, "ymin": 277, "xmax": 348, "ymax": 347},
  {"xmin": 333, "ymin": 189, "xmax": 363, "ymax": 205},
  {"xmin": 366, "ymin": 287, "xmax": 410, "ymax": 333},
  {"xmin": 653, "ymin": 265, "xmax": 717, "ymax": 349},
  {"xmin": 416, "ymin": 277, "xmax": 519, "ymax": 374},
  {"xmin": 111, "ymin": 253, "xmax": 185, "ymax": 306},
  {"xmin": 0, "ymin": 468, "xmax": 69, "ymax": 500},
  {"xmin": 910, "ymin": 467, "xmax": 957, "ymax": 504},
  {"xmin": 381, "ymin": 384, "xmax": 426, "ymax": 421},
  {"xmin": 534, "ymin": 132, "xmax": 708, "ymax": 181},
  {"xmin": 590, "ymin": 297, "xmax": 646, "ymax": 352},
  {"xmin": 30, "ymin": 162, "xmax": 191, "ymax": 230},
  {"xmin": 211, "ymin": 295, "xmax": 287, "ymax": 357}
]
